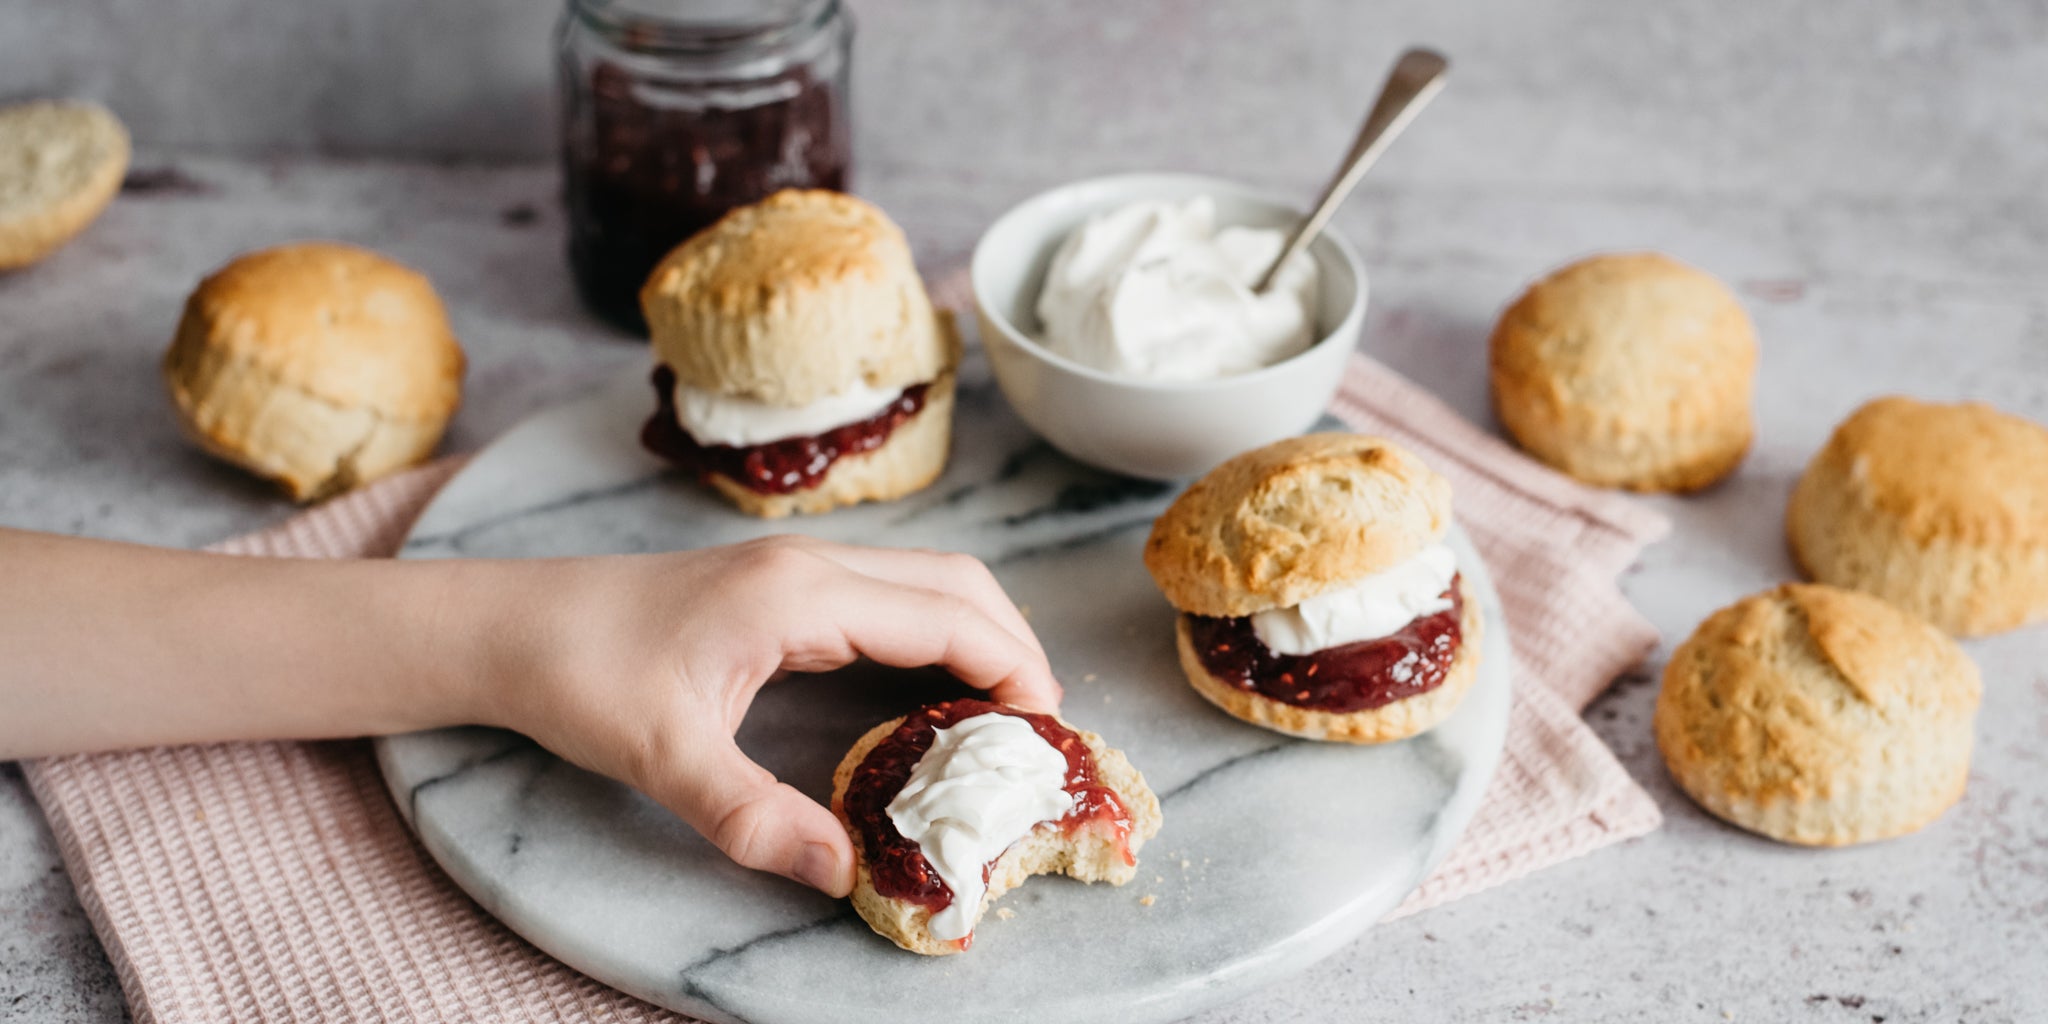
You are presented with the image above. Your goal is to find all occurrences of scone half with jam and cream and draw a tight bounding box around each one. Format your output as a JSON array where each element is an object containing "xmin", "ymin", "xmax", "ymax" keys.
[
  {"xmin": 1143, "ymin": 433, "xmax": 1483, "ymax": 743},
  {"xmin": 830, "ymin": 699, "xmax": 1162, "ymax": 956},
  {"xmin": 638, "ymin": 189, "xmax": 961, "ymax": 518}
]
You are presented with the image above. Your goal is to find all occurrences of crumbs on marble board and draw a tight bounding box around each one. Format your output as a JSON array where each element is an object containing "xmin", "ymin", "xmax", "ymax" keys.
[
  {"xmin": 995, "ymin": 907, "xmax": 1016, "ymax": 921},
  {"xmin": 1083, "ymin": 673, "xmax": 1098, "ymax": 683},
  {"xmin": 1139, "ymin": 894, "xmax": 1157, "ymax": 907}
]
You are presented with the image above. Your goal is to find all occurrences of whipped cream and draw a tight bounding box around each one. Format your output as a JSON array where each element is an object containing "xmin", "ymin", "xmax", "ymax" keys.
[
  {"xmin": 1250, "ymin": 543, "xmax": 1457, "ymax": 656},
  {"xmin": 1033, "ymin": 196, "xmax": 1319, "ymax": 380},
  {"xmin": 672, "ymin": 377, "xmax": 901, "ymax": 447},
  {"xmin": 886, "ymin": 713, "xmax": 1075, "ymax": 942}
]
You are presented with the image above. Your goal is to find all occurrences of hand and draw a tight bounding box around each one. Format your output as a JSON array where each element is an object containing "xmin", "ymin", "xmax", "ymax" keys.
[{"xmin": 473, "ymin": 536, "xmax": 1059, "ymax": 898}]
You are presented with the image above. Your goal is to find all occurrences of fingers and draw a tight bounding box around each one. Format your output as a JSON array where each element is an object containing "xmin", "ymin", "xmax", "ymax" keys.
[
  {"xmin": 798, "ymin": 543, "xmax": 1046, "ymax": 659},
  {"xmin": 786, "ymin": 564, "xmax": 1063, "ymax": 713},
  {"xmin": 736, "ymin": 538, "xmax": 1063, "ymax": 713},
  {"xmin": 647, "ymin": 734, "xmax": 855, "ymax": 897}
]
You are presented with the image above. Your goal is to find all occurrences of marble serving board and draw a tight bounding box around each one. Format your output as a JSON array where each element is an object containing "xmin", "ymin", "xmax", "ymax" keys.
[{"xmin": 376, "ymin": 358, "xmax": 1512, "ymax": 1024}]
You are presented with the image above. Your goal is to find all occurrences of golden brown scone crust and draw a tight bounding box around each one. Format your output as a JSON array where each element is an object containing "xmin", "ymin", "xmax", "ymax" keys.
[
  {"xmin": 830, "ymin": 708, "xmax": 1163, "ymax": 957},
  {"xmin": 705, "ymin": 370, "xmax": 956, "ymax": 518},
  {"xmin": 1174, "ymin": 574, "xmax": 1483, "ymax": 744},
  {"xmin": 1143, "ymin": 433, "xmax": 1452, "ymax": 619},
  {"xmin": 0, "ymin": 100, "xmax": 130, "ymax": 270},
  {"xmin": 1654, "ymin": 583, "xmax": 1981, "ymax": 847},
  {"xmin": 162, "ymin": 242, "xmax": 465, "ymax": 501},
  {"xmin": 641, "ymin": 189, "xmax": 953, "ymax": 406},
  {"xmin": 1788, "ymin": 396, "xmax": 2048, "ymax": 636},
  {"xmin": 1489, "ymin": 252, "xmax": 1757, "ymax": 492}
]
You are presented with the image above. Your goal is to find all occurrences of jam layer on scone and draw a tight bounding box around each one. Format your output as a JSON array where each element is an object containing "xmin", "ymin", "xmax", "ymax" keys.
[
  {"xmin": 1186, "ymin": 576, "xmax": 1466, "ymax": 713},
  {"xmin": 641, "ymin": 365, "xmax": 930, "ymax": 494}
]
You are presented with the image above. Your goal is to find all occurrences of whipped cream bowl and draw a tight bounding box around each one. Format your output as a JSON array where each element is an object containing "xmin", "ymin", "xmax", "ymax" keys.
[{"xmin": 972, "ymin": 173, "xmax": 1367, "ymax": 480}]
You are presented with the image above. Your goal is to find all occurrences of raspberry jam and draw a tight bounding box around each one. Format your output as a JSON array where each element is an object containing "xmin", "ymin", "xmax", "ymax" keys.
[
  {"xmin": 841, "ymin": 699, "xmax": 1133, "ymax": 926},
  {"xmin": 1186, "ymin": 576, "xmax": 1465, "ymax": 713},
  {"xmin": 641, "ymin": 365, "xmax": 928, "ymax": 494}
]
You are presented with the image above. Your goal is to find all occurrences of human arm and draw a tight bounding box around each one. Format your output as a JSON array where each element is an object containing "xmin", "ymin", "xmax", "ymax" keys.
[{"xmin": 0, "ymin": 528, "xmax": 1059, "ymax": 895}]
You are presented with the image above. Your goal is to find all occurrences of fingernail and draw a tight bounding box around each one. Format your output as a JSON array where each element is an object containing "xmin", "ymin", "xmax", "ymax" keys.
[{"xmin": 793, "ymin": 842, "xmax": 843, "ymax": 895}]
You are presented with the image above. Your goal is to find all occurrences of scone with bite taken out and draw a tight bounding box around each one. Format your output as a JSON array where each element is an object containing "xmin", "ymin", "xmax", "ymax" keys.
[
  {"xmin": 831, "ymin": 699, "xmax": 1162, "ymax": 955},
  {"xmin": 638, "ymin": 189, "xmax": 960, "ymax": 518},
  {"xmin": 1144, "ymin": 433, "xmax": 1483, "ymax": 743}
]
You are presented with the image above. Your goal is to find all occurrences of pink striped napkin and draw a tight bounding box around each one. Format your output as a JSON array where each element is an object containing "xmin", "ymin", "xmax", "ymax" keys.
[{"xmin": 24, "ymin": 354, "xmax": 1667, "ymax": 1022}]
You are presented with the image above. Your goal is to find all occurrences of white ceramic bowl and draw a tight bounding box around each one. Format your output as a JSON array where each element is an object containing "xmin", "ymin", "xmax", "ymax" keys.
[{"xmin": 971, "ymin": 172, "xmax": 1368, "ymax": 480}]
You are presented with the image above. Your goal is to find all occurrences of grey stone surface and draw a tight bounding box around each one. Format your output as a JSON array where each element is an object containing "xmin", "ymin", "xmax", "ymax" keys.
[{"xmin": 1, "ymin": 1, "xmax": 2046, "ymax": 1021}]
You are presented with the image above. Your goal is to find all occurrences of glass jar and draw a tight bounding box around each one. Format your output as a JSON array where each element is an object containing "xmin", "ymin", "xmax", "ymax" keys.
[{"xmin": 557, "ymin": 0, "xmax": 854, "ymax": 333}]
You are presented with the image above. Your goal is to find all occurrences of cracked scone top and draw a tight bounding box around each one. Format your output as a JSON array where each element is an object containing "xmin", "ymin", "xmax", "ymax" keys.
[
  {"xmin": 1655, "ymin": 583, "xmax": 1981, "ymax": 846},
  {"xmin": 163, "ymin": 242, "xmax": 465, "ymax": 501}
]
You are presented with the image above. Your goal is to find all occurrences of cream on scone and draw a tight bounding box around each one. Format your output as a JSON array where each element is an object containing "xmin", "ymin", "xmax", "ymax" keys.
[
  {"xmin": 1143, "ymin": 433, "xmax": 1483, "ymax": 743},
  {"xmin": 637, "ymin": 189, "xmax": 960, "ymax": 517},
  {"xmin": 830, "ymin": 699, "xmax": 1162, "ymax": 956}
]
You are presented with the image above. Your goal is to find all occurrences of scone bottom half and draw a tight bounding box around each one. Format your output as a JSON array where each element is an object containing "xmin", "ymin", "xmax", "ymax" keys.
[
  {"xmin": 1144, "ymin": 433, "xmax": 1480, "ymax": 742},
  {"xmin": 830, "ymin": 699, "xmax": 1163, "ymax": 956}
]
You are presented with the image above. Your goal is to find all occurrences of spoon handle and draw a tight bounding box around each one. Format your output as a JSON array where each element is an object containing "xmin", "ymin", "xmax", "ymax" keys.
[{"xmin": 1254, "ymin": 47, "xmax": 1449, "ymax": 293}]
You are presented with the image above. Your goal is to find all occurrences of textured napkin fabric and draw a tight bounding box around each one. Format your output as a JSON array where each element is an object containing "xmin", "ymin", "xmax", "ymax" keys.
[{"xmin": 25, "ymin": 354, "xmax": 1668, "ymax": 1024}]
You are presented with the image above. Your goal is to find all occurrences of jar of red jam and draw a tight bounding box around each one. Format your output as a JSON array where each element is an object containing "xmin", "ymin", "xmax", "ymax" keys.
[{"xmin": 557, "ymin": 0, "xmax": 854, "ymax": 332}]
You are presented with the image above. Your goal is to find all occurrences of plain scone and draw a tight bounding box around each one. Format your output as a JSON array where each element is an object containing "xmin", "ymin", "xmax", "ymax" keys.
[
  {"xmin": 1490, "ymin": 252, "xmax": 1757, "ymax": 492},
  {"xmin": 0, "ymin": 99, "xmax": 130, "ymax": 271},
  {"xmin": 830, "ymin": 712, "xmax": 1162, "ymax": 956},
  {"xmin": 1788, "ymin": 396, "xmax": 2048, "ymax": 636},
  {"xmin": 639, "ymin": 189, "xmax": 958, "ymax": 516},
  {"xmin": 1655, "ymin": 583, "xmax": 1981, "ymax": 847},
  {"xmin": 163, "ymin": 242, "xmax": 466, "ymax": 501},
  {"xmin": 1144, "ymin": 433, "xmax": 1482, "ymax": 743}
]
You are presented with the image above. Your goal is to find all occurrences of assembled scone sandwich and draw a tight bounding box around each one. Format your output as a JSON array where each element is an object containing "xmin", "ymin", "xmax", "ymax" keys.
[
  {"xmin": 1143, "ymin": 434, "xmax": 1483, "ymax": 743},
  {"xmin": 831, "ymin": 698, "xmax": 1162, "ymax": 955},
  {"xmin": 638, "ymin": 189, "xmax": 961, "ymax": 517}
]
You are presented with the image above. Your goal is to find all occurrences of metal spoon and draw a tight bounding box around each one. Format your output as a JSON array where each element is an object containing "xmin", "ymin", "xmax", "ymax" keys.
[{"xmin": 1254, "ymin": 47, "xmax": 1449, "ymax": 293}]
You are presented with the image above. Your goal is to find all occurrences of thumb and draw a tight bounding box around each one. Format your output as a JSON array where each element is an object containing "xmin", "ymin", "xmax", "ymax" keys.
[{"xmin": 649, "ymin": 738, "xmax": 856, "ymax": 897}]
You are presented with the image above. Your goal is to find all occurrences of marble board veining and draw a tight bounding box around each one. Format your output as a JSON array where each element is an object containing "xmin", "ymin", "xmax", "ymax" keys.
[{"xmin": 376, "ymin": 357, "xmax": 1512, "ymax": 1024}]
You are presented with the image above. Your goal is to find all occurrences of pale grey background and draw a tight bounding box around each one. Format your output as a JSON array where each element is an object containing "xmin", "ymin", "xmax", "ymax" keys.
[{"xmin": 2, "ymin": 1, "xmax": 2046, "ymax": 1022}]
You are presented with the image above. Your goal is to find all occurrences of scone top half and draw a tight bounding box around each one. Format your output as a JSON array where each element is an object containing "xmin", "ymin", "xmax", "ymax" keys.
[
  {"xmin": 1144, "ymin": 433, "xmax": 1454, "ymax": 619},
  {"xmin": 640, "ymin": 189, "xmax": 958, "ymax": 408}
]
